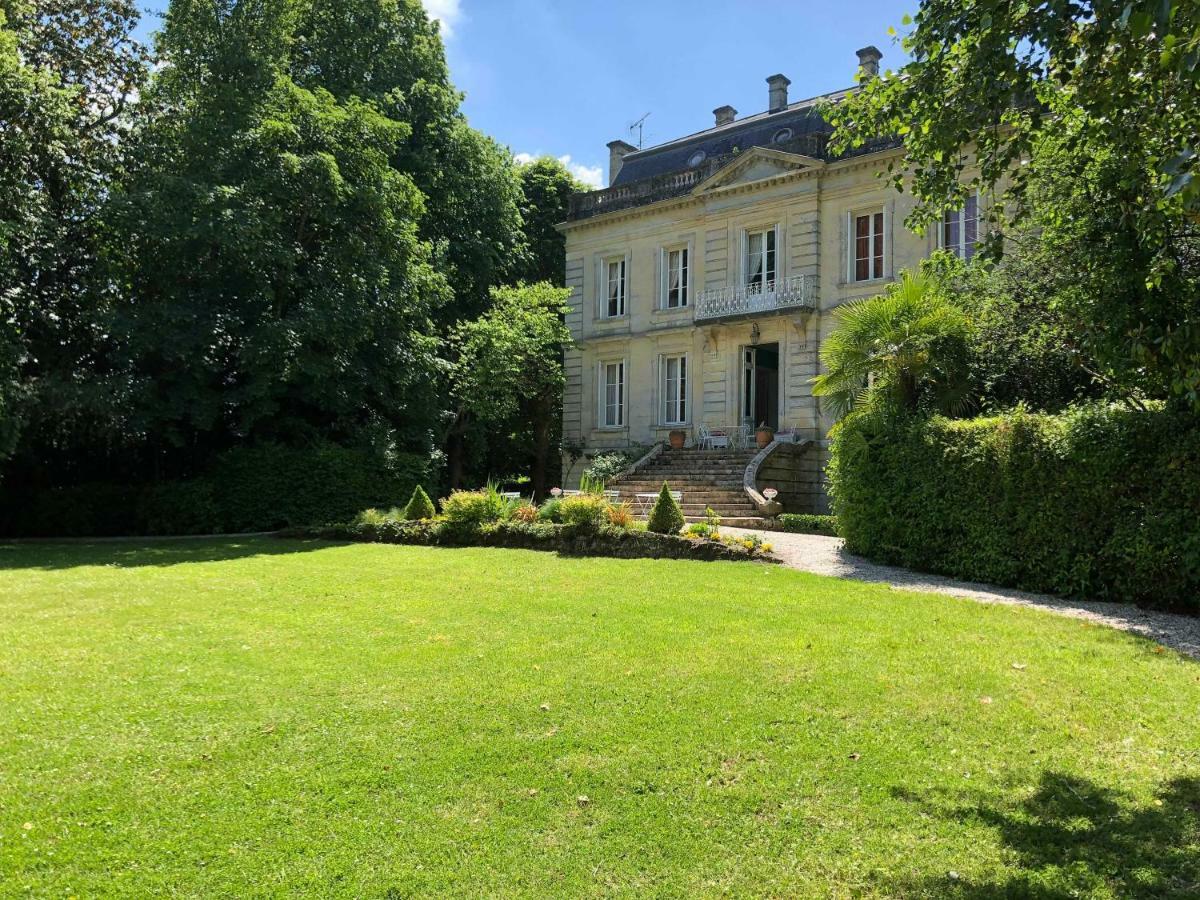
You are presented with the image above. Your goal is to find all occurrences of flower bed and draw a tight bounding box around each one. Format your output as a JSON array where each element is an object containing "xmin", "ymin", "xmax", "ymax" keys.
[{"xmin": 283, "ymin": 519, "xmax": 778, "ymax": 563}]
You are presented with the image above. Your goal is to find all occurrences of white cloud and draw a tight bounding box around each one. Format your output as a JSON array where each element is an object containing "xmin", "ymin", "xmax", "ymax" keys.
[
  {"xmin": 514, "ymin": 153, "xmax": 604, "ymax": 189},
  {"xmin": 422, "ymin": 0, "xmax": 463, "ymax": 37}
]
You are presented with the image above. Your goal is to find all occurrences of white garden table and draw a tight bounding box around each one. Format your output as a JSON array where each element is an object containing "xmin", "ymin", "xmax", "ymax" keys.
[
  {"xmin": 634, "ymin": 491, "xmax": 683, "ymax": 515},
  {"xmin": 561, "ymin": 489, "xmax": 619, "ymax": 501},
  {"xmin": 713, "ymin": 425, "xmax": 753, "ymax": 449}
]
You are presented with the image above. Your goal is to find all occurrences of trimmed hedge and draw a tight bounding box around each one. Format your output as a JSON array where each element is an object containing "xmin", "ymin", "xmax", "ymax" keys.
[
  {"xmin": 286, "ymin": 519, "xmax": 778, "ymax": 563},
  {"xmin": 0, "ymin": 443, "xmax": 431, "ymax": 537},
  {"xmin": 775, "ymin": 514, "xmax": 839, "ymax": 537},
  {"xmin": 828, "ymin": 404, "xmax": 1200, "ymax": 611}
]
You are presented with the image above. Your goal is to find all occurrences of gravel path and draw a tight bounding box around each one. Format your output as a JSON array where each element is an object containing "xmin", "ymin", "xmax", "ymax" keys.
[{"xmin": 724, "ymin": 528, "xmax": 1200, "ymax": 660}]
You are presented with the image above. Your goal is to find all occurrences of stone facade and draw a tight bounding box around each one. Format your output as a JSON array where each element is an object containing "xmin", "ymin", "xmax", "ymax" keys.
[{"xmin": 559, "ymin": 50, "xmax": 967, "ymax": 511}]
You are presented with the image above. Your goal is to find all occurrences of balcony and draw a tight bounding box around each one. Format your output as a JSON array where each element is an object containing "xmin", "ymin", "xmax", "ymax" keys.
[{"xmin": 693, "ymin": 275, "xmax": 815, "ymax": 323}]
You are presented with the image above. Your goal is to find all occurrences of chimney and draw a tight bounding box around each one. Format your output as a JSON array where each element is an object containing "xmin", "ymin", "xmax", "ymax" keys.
[
  {"xmin": 606, "ymin": 139, "xmax": 637, "ymax": 186},
  {"xmin": 766, "ymin": 74, "xmax": 791, "ymax": 113},
  {"xmin": 856, "ymin": 45, "xmax": 882, "ymax": 80},
  {"xmin": 713, "ymin": 105, "xmax": 737, "ymax": 127}
]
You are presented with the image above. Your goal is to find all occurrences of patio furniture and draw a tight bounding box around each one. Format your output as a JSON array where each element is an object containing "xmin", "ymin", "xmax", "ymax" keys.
[
  {"xmin": 714, "ymin": 424, "xmax": 753, "ymax": 449},
  {"xmin": 634, "ymin": 490, "xmax": 683, "ymax": 515},
  {"xmin": 561, "ymin": 489, "xmax": 620, "ymax": 502},
  {"xmin": 697, "ymin": 424, "xmax": 730, "ymax": 450}
]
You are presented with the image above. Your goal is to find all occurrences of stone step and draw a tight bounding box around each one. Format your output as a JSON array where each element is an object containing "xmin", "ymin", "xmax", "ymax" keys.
[
  {"xmin": 648, "ymin": 468, "xmax": 748, "ymax": 475},
  {"xmin": 611, "ymin": 479, "xmax": 745, "ymax": 489},
  {"xmin": 617, "ymin": 488, "xmax": 755, "ymax": 501},
  {"xmin": 638, "ymin": 475, "xmax": 748, "ymax": 482},
  {"xmin": 660, "ymin": 450, "xmax": 757, "ymax": 458}
]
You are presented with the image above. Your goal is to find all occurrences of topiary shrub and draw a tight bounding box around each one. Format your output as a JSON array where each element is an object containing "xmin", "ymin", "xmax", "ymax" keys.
[
  {"xmin": 647, "ymin": 481, "xmax": 685, "ymax": 535},
  {"xmin": 402, "ymin": 485, "xmax": 436, "ymax": 521}
]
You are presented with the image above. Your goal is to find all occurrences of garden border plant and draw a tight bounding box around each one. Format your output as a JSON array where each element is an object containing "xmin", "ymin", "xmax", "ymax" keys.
[{"xmin": 289, "ymin": 486, "xmax": 777, "ymax": 564}]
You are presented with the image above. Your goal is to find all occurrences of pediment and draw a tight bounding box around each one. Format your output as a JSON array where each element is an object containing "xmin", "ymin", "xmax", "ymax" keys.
[{"xmin": 693, "ymin": 147, "xmax": 824, "ymax": 194}]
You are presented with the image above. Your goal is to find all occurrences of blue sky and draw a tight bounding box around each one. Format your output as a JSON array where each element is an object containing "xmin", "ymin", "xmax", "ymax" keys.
[{"xmin": 136, "ymin": 1, "xmax": 915, "ymax": 187}]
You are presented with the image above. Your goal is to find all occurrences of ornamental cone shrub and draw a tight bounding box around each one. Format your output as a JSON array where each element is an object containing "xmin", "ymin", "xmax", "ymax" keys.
[
  {"xmin": 647, "ymin": 481, "xmax": 685, "ymax": 534},
  {"xmin": 401, "ymin": 485, "xmax": 436, "ymax": 521}
]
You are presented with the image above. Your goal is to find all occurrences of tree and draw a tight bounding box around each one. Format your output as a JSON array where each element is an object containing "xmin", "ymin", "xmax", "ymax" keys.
[
  {"xmin": 812, "ymin": 271, "xmax": 973, "ymax": 417},
  {"xmin": 448, "ymin": 283, "xmax": 571, "ymax": 499},
  {"xmin": 513, "ymin": 156, "xmax": 589, "ymax": 286},
  {"xmin": 108, "ymin": 0, "xmax": 447, "ymax": 473},
  {"xmin": 929, "ymin": 252, "xmax": 1103, "ymax": 414},
  {"xmin": 291, "ymin": 0, "xmax": 526, "ymax": 323},
  {"xmin": 827, "ymin": 0, "xmax": 1200, "ymax": 410},
  {"xmin": 0, "ymin": 0, "xmax": 149, "ymax": 479}
]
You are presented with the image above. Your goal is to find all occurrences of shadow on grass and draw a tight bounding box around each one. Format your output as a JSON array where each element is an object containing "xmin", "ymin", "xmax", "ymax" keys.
[
  {"xmin": 885, "ymin": 772, "xmax": 1200, "ymax": 897},
  {"xmin": 0, "ymin": 536, "xmax": 342, "ymax": 571}
]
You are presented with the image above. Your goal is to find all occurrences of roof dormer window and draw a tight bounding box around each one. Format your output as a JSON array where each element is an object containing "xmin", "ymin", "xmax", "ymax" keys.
[
  {"xmin": 688, "ymin": 150, "xmax": 707, "ymax": 167},
  {"xmin": 772, "ymin": 127, "xmax": 793, "ymax": 144}
]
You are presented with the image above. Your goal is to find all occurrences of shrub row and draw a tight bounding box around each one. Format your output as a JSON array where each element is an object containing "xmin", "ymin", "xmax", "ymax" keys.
[
  {"xmin": 775, "ymin": 514, "xmax": 840, "ymax": 537},
  {"xmin": 286, "ymin": 519, "xmax": 777, "ymax": 563},
  {"xmin": 0, "ymin": 443, "xmax": 430, "ymax": 537},
  {"xmin": 828, "ymin": 404, "xmax": 1200, "ymax": 611}
]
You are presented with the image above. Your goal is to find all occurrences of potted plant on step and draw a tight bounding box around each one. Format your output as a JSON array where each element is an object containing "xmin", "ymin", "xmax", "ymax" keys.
[
  {"xmin": 755, "ymin": 422, "xmax": 775, "ymax": 449},
  {"xmin": 668, "ymin": 429, "xmax": 687, "ymax": 450}
]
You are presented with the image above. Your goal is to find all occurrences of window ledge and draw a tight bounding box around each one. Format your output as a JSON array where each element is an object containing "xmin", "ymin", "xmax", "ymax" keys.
[{"xmin": 838, "ymin": 276, "xmax": 893, "ymax": 289}]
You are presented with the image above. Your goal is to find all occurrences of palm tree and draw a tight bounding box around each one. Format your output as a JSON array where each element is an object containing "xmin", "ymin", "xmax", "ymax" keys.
[{"xmin": 812, "ymin": 271, "xmax": 974, "ymax": 417}]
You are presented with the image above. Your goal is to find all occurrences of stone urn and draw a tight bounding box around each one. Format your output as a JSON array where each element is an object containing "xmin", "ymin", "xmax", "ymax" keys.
[
  {"xmin": 755, "ymin": 426, "xmax": 774, "ymax": 449},
  {"xmin": 668, "ymin": 429, "xmax": 686, "ymax": 450}
]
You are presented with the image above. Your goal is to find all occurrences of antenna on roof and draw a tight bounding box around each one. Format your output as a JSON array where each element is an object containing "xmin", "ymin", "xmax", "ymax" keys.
[{"xmin": 628, "ymin": 112, "xmax": 651, "ymax": 149}]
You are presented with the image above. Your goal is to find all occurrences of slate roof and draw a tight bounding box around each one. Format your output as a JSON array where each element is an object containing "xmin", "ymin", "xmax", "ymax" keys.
[
  {"xmin": 612, "ymin": 94, "xmax": 846, "ymax": 186},
  {"xmin": 565, "ymin": 86, "xmax": 902, "ymax": 222}
]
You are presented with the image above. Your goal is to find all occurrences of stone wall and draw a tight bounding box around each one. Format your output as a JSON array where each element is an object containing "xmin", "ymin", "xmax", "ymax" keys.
[{"xmin": 755, "ymin": 441, "xmax": 826, "ymax": 515}]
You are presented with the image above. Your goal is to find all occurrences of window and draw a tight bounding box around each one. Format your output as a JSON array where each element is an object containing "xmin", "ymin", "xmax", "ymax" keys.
[
  {"xmin": 663, "ymin": 246, "xmax": 689, "ymax": 308},
  {"xmin": 601, "ymin": 257, "xmax": 626, "ymax": 318},
  {"xmin": 688, "ymin": 150, "xmax": 707, "ymax": 167},
  {"xmin": 601, "ymin": 360, "xmax": 626, "ymax": 427},
  {"xmin": 662, "ymin": 355, "xmax": 688, "ymax": 425},
  {"xmin": 941, "ymin": 194, "xmax": 979, "ymax": 260},
  {"xmin": 746, "ymin": 227, "xmax": 777, "ymax": 291},
  {"xmin": 853, "ymin": 210, "xmax": 885, "ymax": 281}
]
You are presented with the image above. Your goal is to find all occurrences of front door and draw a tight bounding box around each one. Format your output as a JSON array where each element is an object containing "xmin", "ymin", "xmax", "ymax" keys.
[
  {"xmin": 741, "ymin": 343, "xmax": 780, "ymax": 430},
  {"xmin": 742, "ymin": 348, "xmax": 757, "ymax": 429}
]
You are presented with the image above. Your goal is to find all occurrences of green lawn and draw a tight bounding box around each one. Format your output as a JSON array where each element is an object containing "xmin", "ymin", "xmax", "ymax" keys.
[{"xmin": 2, "ymin": 540, "xmax": 1198, "ymax": 898}]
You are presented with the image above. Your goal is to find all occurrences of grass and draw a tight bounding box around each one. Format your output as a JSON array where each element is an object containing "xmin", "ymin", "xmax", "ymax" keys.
[{"xmin": 1, "ymin": 539, "xmax": 1198, "ymax": 898}]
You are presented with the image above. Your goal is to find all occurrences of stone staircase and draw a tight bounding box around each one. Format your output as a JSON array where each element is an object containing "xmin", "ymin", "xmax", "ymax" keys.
[{"xmin": 607, "ymin": 448, "xmax": 770, "ymax": 527}]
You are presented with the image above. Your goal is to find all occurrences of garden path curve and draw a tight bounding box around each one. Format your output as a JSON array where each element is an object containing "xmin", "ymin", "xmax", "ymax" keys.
[{"xmin": 723, "ymin": 528, "xmax": 1200, "ymax": 660}]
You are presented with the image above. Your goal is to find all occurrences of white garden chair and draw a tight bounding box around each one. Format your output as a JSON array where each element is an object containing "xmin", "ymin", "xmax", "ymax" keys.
[{"xmin": 697, "ymin": 424, "xmax": 730, "ymax": 450}]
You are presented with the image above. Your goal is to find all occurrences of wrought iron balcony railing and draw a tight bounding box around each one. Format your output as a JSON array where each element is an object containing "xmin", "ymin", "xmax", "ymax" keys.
[{"xmin": 693, "ymin": 275, "xmax": 814, "ymax": 322}]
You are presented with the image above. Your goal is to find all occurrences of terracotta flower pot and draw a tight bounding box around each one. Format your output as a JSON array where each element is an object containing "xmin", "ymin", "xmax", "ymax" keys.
[
  {"xmin": 756, "ymin": 428, "xmax": 774, "ymax": 449},
  {"xmin": 668, "ymin": 430, "xmax": 686, "ymax": 450}
]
